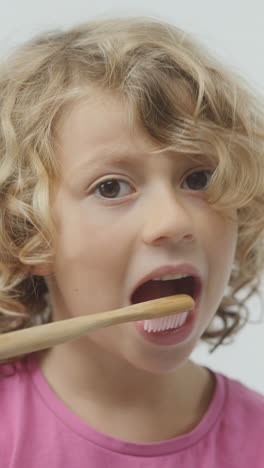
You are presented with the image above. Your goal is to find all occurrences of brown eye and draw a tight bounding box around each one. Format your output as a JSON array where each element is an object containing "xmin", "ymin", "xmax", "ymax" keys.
[
  {"xmin": 94, "ymin": 179, "xmax": 132, "ymax": 199},
  {"xmin": 182, "ymin": 170, "xmax": 213, "ymax": 191}
]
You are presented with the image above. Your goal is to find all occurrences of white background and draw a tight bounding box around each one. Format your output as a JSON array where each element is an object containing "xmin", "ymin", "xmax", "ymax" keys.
[{"xmin": 0, "ymin": 0, "xmax": 263, "ymax": 393}]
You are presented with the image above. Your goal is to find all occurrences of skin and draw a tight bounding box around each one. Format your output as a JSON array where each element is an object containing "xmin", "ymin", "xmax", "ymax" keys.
[{"xmin": 34, "ymin": 93, "xmax": 238, "ymax": 442}]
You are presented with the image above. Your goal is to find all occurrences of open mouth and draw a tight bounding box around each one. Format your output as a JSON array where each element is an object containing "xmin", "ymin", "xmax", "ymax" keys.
[{"xmin": 130, "ymin": 276, "xmax": 200, "ymax": 305}]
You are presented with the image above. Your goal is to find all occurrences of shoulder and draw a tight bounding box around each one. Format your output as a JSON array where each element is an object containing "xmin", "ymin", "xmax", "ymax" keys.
[
  {"xmin": 223, "ymin": 373, "xmax": 264, "ymax": 415},
  {"xmin": 0, "ymin": 360, "xmax": 30, "ymax": 453},
  {"xmin": 219, "ymin": 372, "xmax": 264, "ymax": 443},
  {"xmin": 0, "ymin": 358, "xmax": 32, "ymax": 414},
  {"xmin": 207, "ymin": 371, "xmax": 264, "ymax": 466}
]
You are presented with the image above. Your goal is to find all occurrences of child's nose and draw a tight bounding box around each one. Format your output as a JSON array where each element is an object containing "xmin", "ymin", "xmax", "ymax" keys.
[{"xmin": 141, "ymin": 187, "xmax": 195, "ymax": 246}]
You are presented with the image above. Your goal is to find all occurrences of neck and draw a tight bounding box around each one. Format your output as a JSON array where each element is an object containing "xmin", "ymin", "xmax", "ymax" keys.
[{"xmin": 36, "ymin": 342, "xmax": 215, "ymax": 442}]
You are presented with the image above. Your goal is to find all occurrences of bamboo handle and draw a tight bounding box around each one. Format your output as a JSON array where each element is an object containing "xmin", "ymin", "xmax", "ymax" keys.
[{"xmin": 0, "ymin": 294, "xmax": 194, "ymax": 360}]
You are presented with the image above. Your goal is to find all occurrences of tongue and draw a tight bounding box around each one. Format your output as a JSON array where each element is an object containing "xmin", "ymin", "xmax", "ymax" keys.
[{"xmin": 132, "ymin": 280, "xmax": 177, "ymax": 304}]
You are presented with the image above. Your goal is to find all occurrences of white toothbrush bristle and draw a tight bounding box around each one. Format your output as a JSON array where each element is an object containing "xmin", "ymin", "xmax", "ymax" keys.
[
  {"xmin": 179, "ymin": 313, "xmax": 185, "ymax": 326},
  {"xmin": 143, "ymin": 311, "xmax": 190, "ymax": 333},
  {"xmin": 168, "ymin": 315, "xmax": 174, "ymax": 329}
]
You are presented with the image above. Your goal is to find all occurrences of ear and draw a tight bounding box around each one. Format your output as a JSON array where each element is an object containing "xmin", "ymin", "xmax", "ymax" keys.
[{"xmin": 30, "ymin": 263, "xmax": 53, "ymax": 277}]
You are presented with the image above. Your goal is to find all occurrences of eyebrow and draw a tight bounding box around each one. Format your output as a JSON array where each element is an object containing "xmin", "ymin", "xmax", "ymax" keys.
[
  {"xmin": 72, "ymin": 151, "xmax": 149, "ymax": 174},
  {"xmin": 72, "ymin": 148, "xmax": 198, "ymax": 176}
]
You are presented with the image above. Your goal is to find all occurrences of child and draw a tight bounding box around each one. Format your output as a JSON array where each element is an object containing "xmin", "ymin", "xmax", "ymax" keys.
[{"xmin": 0, "ymin": 15, "xmax": 264, "ymax": 467}]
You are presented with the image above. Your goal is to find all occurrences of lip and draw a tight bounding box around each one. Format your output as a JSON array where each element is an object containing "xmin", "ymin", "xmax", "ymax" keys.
[{"xmin": 130, "ymin": 263, "xmax": 203, "ymax": 305}]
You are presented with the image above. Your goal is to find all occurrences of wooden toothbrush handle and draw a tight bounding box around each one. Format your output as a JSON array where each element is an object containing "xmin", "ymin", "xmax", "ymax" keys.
[{"xmin": 0, "ymin": 294, "xmax": 194, "ymax": 360}]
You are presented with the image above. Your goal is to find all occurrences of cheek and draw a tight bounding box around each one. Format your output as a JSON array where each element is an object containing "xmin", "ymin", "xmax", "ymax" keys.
[
  {"xmin": 53, "ymin": 191, "xmax": 126, "ymax": 261},
  {"xmin": 215, "ymin": 210, "xmax": 238, "ymax": 259},
  {"xmin": 55, "ymin": 217, "xmax": 124, "ymax": 283},
  {"xmin": 204, "ymin": 210, "xmax": 238, "ymax": 314},
  {"xmin": 50, "ymin": 196, "xmax": 131, "ymax": 316}
]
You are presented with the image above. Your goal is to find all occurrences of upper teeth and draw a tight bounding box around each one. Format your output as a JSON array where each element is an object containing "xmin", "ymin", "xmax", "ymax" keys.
[{"xmin": 152, "ymin": 274, "xmax": 191, "ymax": 281}]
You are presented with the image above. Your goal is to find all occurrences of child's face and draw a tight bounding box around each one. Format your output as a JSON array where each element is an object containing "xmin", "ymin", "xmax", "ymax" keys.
[{"xmin": 43, "ymin": 93, "xmax": 238, "ymax": 373}]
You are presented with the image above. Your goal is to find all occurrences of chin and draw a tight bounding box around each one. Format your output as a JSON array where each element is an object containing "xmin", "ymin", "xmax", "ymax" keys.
[{"xmin": 125, "ymin": 349, "xmax": 191, "ymax": 375}]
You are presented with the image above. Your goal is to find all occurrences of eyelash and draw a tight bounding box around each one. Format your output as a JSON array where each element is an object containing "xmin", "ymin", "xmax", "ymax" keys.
[{"xmin": 92, "ymin": 170, "xmax": 214, "ymax": 200}]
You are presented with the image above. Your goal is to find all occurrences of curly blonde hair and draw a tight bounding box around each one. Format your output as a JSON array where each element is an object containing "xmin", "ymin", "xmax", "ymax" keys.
[{"xmin": 0, "ymin": 16, "xmax": 264, "ymax": 372}]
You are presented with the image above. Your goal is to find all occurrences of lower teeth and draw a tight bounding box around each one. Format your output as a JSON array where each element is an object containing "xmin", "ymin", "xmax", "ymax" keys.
[{"xmin": 144, "ymin": 311, "xmax": 189, "ymax": 333}]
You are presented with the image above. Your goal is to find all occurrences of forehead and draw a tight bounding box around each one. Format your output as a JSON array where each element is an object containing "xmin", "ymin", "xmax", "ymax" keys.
[
  {"xmin": 55, "ymin": 94, "xmax": 151, "ymax": 145},
  {"xmin": 53, "ymin": 93, "xmax": 206, "ymax": 181},
  {"xmin": 53, "ymin": 94, "xmax": 161, "ymax": 169}
]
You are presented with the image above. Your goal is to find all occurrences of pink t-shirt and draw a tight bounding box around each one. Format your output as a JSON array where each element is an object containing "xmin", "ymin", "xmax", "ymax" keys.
[{"xmin": 1, "ymin": 353, "xmax": 264, "ymax": 467}]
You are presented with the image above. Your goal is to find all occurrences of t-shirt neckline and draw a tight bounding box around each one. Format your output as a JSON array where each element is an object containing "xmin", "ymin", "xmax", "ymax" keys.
[{"xmin": 26, "ymin": 353, "xmax": 226, "ymax": 456}]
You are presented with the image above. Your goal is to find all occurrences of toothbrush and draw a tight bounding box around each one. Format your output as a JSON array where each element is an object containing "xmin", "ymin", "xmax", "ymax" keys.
[{"xmin": 0, "ymin": 294, "xmax": 194, "ymax": 360}]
